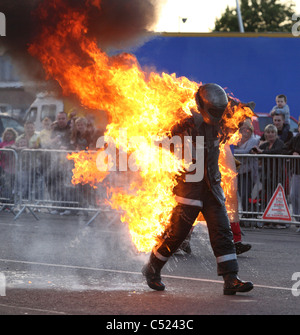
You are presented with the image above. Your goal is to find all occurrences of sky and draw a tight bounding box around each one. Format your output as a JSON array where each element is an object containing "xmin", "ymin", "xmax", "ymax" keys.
[{"xmin": 153, "ymin": 0, "xmax": 300, "ymax": 32}]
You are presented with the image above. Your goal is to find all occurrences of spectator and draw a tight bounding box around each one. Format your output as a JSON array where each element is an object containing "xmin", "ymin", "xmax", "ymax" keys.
[
  {"xmin": 12, "ymin": 121, "xmax": 40, "ymax": 199},
  {"xmin": 48, "ymin": 111, "xmax": 71, "ymax": 150},
  {"xmin": 234, "ymin": 119, "xmax": 259, "ymax": 215},
  {"xmin": 282, "ymin": 121, "xmax": 300, "ymax": 227},
  {"xmin": 270, "ymin": 94, "xmax": 290, "ymax": 129},
  {"xmin": 0, "ymin": 128, "xmax": 17, "ymax": 149},
  {"xmin": 86, "ymin": 117, "xmax": 104, "ymax": 149},
  {"xmin": 251, "ymin": 124, "xmax": 285, "ymax": 228},
  {"xmin": 252, "ymin": 124, "xmax": 284, "ymax": 155},
  {"xmin": 14, "ymin": 121, "xmax": 40, "ymax": 149},
  {"xmin": 259, "ymin": 113, "xmax": 293, "ymax": 145},
  {"xmin": 0, "ymin": 127, "xmax": 18, "ymax": 174},
  {"xmin": 46, "ymin": 112, "xmax": 72, "ymax": 215},
  {"xmin": 37, "ymin": 117, "xmax": 52, "ymax": 148},
  {"xmin": 70, "ymin": 116, "xmax": 91, "ymax": 150},
  {"xmin": 0, "ymin": 128, "xmax": 17, "ymax": 201},
  {"xmin": 70, "ymin": 116, "xmax": 98, "ymax": 212}
]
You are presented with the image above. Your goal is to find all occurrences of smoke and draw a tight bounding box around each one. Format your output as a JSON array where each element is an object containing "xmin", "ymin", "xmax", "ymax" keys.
[{"xmin": 0, "ymin": 0, "xmax": 159, "ymax": 90}]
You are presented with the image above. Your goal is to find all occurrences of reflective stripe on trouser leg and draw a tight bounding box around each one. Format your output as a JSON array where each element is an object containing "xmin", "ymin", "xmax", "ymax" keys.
[
  {"xmin": 216, "ymin": 253, "xmax": 237, "ymax": 263},
  {"xmin": 154, "ymin": 203, "xmax": 200, "ymax": 260},
  {"xmin": 201, "ymin": 192, "xmax": 239, "ymax": 275},
  {"xmin": 216, "ymin": 253, "xmax": 238, "ymax": 276}
]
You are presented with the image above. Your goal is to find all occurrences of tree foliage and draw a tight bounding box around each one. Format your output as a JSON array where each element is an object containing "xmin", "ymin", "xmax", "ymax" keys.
[{"xmin": 214, "ymin": 0, "xmax": 296, "ymax": 32}]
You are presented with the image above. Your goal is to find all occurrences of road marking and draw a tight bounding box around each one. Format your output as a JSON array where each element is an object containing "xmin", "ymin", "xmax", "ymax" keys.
[
  {"xmin": 0, "ymin": 258, "xmax": 292, "ymax": 292},
  {"xmin": 0, "ymin": 303, "xmax": 66, "ymax": 315}
]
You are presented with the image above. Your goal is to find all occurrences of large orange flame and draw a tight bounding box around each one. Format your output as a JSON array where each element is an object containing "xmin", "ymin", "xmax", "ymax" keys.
[{"xmin": 28, "ymin": 0, "xmax": 254, "ymax": 252}]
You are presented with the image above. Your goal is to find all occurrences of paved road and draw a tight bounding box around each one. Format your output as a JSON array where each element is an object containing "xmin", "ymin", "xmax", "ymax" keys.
[{"xmin": 0, "ymin": 209, "xmax": 299, "ymax": 316}]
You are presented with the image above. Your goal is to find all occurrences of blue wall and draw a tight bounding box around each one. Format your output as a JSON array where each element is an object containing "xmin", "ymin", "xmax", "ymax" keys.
[{"xmin": 134, "ymin": 35, "xmax": 299, "ymax": 119}]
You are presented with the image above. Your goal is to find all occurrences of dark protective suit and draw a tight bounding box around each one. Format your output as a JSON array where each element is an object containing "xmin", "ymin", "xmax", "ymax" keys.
[
  {"xmin": 153, "ymin": 110, "xmax": 238, "ymax": 276},
  {"xmin": 143, "ymin": 83, "xmax": 254, "ymax": 294}
]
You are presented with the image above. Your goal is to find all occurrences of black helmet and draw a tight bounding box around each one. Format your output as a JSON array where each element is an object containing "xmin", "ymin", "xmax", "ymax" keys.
[{"xmin": 195, "ymin": 83, "xmax": 228, "ymax": 125}]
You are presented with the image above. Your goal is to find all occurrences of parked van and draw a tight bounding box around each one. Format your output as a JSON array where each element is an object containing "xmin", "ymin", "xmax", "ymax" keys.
[{"xmin": 23, "ymin": 92, "xmax": 64, "ymax": 131}]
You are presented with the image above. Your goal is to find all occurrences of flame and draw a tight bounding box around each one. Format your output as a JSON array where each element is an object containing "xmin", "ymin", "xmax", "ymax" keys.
[
  {"xmin": 219, "ymin": 101, "xmax": 254, "ymax": 219},
  {"xmin": 28, "ymin": 0, "xmax": 254, "ymax": 252}
]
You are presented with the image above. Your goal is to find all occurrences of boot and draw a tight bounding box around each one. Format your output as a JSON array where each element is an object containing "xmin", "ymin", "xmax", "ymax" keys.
[
  {"xmin": 235, "ymin": 241, "xmax": 252, "ymax": 255},
  {"xmin": 223, "ymin": 272, "xmax": 254, "ymax": 295},
  {"xmin": 142, "ymin": 252, "xmax": 166, "ymax": 291}
]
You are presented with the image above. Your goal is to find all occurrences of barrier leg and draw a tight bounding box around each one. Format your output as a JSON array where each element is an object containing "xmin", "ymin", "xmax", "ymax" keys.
[
  {"xmin": 14, "ymin": 206, "xmax": 39, "ymax": 221},
  {"xmin": 85, "ymin": 210, "xmax": 101, "ymax": 226}
]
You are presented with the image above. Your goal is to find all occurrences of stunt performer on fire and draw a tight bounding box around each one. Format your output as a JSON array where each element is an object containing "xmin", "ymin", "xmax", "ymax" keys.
[{"xmin": 142, "ymin": 83, "xmax": 254, "ymax": 295}]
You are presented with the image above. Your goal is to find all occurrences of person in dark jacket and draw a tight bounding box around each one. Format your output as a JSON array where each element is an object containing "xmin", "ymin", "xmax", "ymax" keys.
[
  {"xmin": 251, "ymin": 124, "xmax": 285, "ymax": 227},
  {"xmin": 259, "ymin": 113, "xmax": 293, "ymax": 145},
  {"xmin": 252, "ymin": 124, "xmax": 284, "ymax": 155},
  {"xmin": 142, "ymin": 83, "xmax": 254, "ymax": 295},
  {"xmin": 282, "ymin": 122, "xmax": 300, "ymax": 225}
]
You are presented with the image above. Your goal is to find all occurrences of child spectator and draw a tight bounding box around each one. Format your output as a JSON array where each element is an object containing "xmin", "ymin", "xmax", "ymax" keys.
[
  {"xmin": 0, "ymin": 128, "xmax": 18, "ymax": 148},
  {"xmin": 14, "ymin": 121, "xmax": 40, "ymax": 149},
  {"xmin": 37, "ymin": 117, "xmax": 52, "ymax": 148},
  {"xmin": 270, "ymin": 94, "xmax": 290, "ymax": 129}
]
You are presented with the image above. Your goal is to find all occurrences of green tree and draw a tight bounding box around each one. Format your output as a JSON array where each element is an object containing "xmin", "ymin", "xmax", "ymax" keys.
[{"xmin": 214, "ymin": 0, "xmax": 296, "ymax": 32}]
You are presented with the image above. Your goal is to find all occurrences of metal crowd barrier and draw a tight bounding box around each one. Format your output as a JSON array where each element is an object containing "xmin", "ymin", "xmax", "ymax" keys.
[
  {"xmin": 1, "ymin": 148, "xmax": 300, "ymax": 229},
  {"xmin": 234, "ymin": 153, "xmax": 300, "ymax": 228},
  {"xmin": 0, "ymin": 148, "xmax": 18, "ymax": 215},
  {"xmin": 0, "ymin": 148, "xmax": 123, "ymax": 225}
]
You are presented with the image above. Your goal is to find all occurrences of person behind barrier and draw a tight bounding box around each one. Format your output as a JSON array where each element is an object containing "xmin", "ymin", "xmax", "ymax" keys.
[
  {"xmin": 282, "ymin": 121, "xmax": 300, "ymax": 226},
  {"xmin": 47, "ymin": 112, "xmax": 72, "ymax": 215},
  {"xmin": 142, "ymin": 83, "xmax": 254, "ymax": 295},
  {"xmin": 251, "ymin": 124, "xmax": 284, "ymax": 155},
  {"xmin": 37, "ymin": 117, "xmax": 52, "ymax": 148},
  {"xmin": 234, "ymin": 119, "xmax": 259, "ymax": 215},
  {"xmin": 70, "ymin": 116, "xmax": 98, "ymax": 212},
  {"xmin": 0, "ymin": 128, "xmax": 17, "ymax": 149},
  {"xmin": 86, "ymin": 116, "xmax": 104, "ymax": 149},
  {"xmin": 0, "ymin": 128, "xmax": 18, "ymax": 201},
  {"xmin": 0, "ymin": 127, "xmax": 18, "ymax": 174},
  {"xmin": 70, "ymin": 116, "xmax": 92, "ymax": 150},
  {"xmin": 259, "ymin": 113, "xmax": 293, "ymax": 146},
  {"xmin": 48, "ymin": 111, "xmax": 71, "ymax": 150},
  {"xmin": 14, "ymin": 121, "xmax": 40, "ymax": 149},
  {"xmin": 12, "ymin": 121, "xmax": 40, "ymax": 199},
  {"xmin": 251, "ymin": 124, "xmax": 285, "ymax": 228}
]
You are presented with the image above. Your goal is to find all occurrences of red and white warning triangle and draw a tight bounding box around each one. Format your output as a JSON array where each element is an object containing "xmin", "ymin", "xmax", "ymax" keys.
[{"xmin": 262, "ymin": 183, "xmax": 291, "ymax": 221}]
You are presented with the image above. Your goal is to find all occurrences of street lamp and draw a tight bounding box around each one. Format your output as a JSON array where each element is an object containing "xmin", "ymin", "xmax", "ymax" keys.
[{"xmin": 236, "ymin": 0, "xmax": 245, "ymax": 33}]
